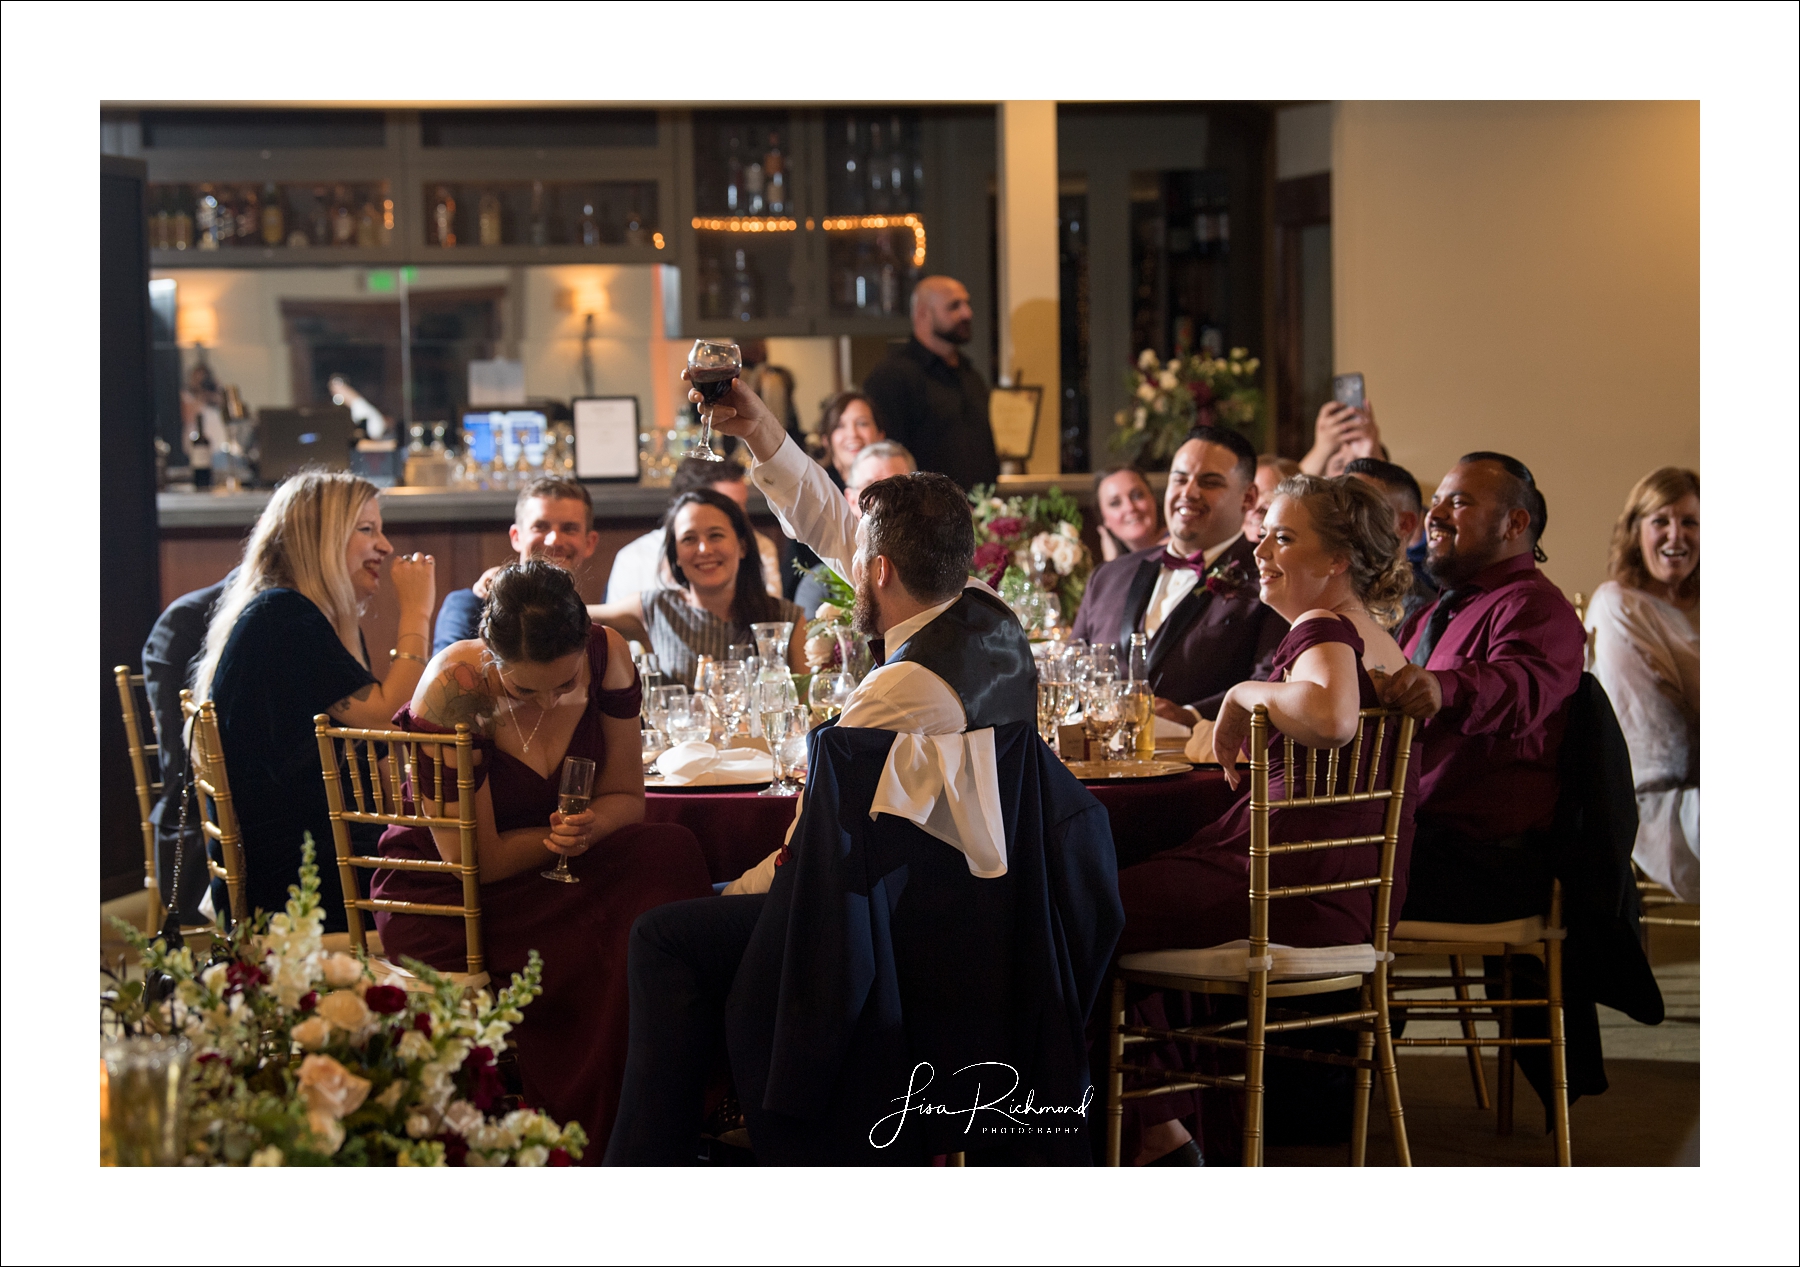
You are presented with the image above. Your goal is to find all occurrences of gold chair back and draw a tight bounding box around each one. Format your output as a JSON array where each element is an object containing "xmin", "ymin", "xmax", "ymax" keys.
[
  {"xmin": 1106, "ymin": 704, "xmax": 1416, "ymax": 1167},
  {"xmin": 178, "ymin": 690, "xmax": 249, "ymax": 928},
  {"xmin": 312, "ymin": 716, "xmax": 484, "ymax": 984},
  {"xmin": 113, "ymin": 667, "xmax": 165, "ymax": 933}
]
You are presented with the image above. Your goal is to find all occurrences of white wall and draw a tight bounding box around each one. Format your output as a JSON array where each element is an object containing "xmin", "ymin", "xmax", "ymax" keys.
[{"xmin": 1332, "ymin": 101, "xmax": 1700, "ymax": 599}]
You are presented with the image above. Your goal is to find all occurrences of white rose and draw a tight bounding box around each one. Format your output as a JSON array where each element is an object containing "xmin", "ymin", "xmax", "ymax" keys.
[
  {"xmin": 290, "ymin": 1015, "xmax": 332, "ymax": 1051},
  {"xmin": 320, "ymin": 953, "xmax": 362, "ymax": 989},
  {"xmin": 1137, "ymin": 348, "xmax": 1159, "ymax": 371},
  {"xmin": 814, "ymin": 602, "xmax": 842, "ymax": 622},
  {"xmin": 462, "ymin": 1150, "xmax": 493, "ymax": 1168},
  {"xmin": 1136, "ymin": 382, "xmax": 1157, "ymax": 403},
  {"xmin": 1167, "ymin": 358, "xmax": 1181, "ymax": 372},
  {"xmin": 249, "ymin": 1146, "xmax": 283, "ymax": 1167},
  {"xmin": 374, "ymin": 1080, "xmax": 406, "ymax": 1111},
  {"xmin": 397, "ymin": 1030, "xmax": 435, "ymax": 1063},
  {"xmin": 513, "ymin": 1145, "xmax": 550, "ymax": 1167},
  {"xmin": 442, "ymin": 1099, "xmax": 485, "ymax": 1137},
  {"xmin": 804, "ymin": 633, "xmax": 836, "ymax": 671},
  {"xmin": 1158, "ymin": 370, "xmax": 1179, "ymax": 391},
  {"xmin": 405, "ymin": 1112, "xmax": 435, "ymax": 1139},
  {"xmin": 201, "ymin": 963, "xmax": 231, "ymax": 996},
  {"xmin": 315, "ymin": 989, "xmax": 371, "ymax": 1035},
  {"xmin": 1058, "ymin": 521, "xmax": 1080, "ymax": 541}
]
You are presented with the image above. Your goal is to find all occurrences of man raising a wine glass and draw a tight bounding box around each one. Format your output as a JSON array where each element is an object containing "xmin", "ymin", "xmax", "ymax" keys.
[{"xmin": 604, "ymin": 373, "xmax": 1123, "ymax": 1166}]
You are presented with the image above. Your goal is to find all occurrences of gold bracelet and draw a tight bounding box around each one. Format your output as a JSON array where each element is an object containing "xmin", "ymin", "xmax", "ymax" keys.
[{"xmin": 390, "ymin": 650, "xmax": 428, "ymax": 666}]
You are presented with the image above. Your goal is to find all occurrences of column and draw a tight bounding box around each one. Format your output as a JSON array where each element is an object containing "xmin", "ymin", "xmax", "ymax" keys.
[{"xmin": 995, "ymin": 101, "xmax": 1061, "ymax": 474}]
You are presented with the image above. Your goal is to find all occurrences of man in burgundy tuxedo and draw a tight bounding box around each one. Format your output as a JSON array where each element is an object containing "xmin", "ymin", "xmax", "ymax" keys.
[{"xmin": 1071, "ymin": 425, "xmax": 1285, "ymax": 723}]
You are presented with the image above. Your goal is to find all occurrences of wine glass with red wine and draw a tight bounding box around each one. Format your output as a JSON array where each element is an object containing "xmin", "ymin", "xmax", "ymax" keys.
[{"xmin": 686, "ymin": 339, "xmax": 742, "ymax": 462}]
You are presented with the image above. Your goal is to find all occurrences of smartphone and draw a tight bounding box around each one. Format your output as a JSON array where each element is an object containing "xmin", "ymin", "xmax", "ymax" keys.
[{"xmin": 1332, "ymin": 372, "xmax": 1366, "ymax": 410}]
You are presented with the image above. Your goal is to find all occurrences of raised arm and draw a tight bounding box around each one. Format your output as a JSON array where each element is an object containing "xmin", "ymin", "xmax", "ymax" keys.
[
  {"xmin": 694, "ymin": 376, "xmax": 860, "ymax": 581},
  {"xmin": 1208, "ymin": 614, "xmax": 1362, "ymax": 789},
  {"xmin": 328, "ymin": 553, "xmax": 436, "ymax": 728}
]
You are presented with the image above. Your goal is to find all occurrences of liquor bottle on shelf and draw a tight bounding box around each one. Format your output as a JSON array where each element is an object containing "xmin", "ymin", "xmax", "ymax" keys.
[
  {"xmin": 528, "ymin": 181, "xmax": 548, "ymax": 246},
  {"xmin": 765, "ymin": 132, "xmax": 785, "ymax": 215},
  {"xmin": 579, "ymin": 201, "xmax": 600, "ymax": 246},
  {"xmin": 745, "ymin": 151, "xmax": 766, "ymax": 216},
  {"xmin": 237, "ymin": 187, "xmax": 260, "ymax": 244},
  {"xmin": 171, "ymin": 191, "xmax": 193, "ymax": 251},
  {"xmin": 260, "ymin": 183, "xmax": 285, "ymax": 246},
  {"xmin": 477, "ymin": 189, "xmax": 503, "ymax": 246},
  {"xmin": 725, "ymin": 133, "xmax": 743, "ymax": 214},
  {"xmin": 877, "ymin": 233, "xmax": 900, "ymax": 316},
  {"xmin": 842, "ymin": 117, "xmax": 864, "ymax": 214},
  {"xmin": 853, "ymin": 240, "xmax": 876, "ymax": 313},
  {"xmin": 867, "ymin": 120, "xmax": 887, "ymax": 212},
  {"xmin": 331, "ymin": 185, "xmax": 355, "ymax": 246},
  {"xmin": 699, "ymin": 252, "xmax": 724, "ymax": 320},
  {"xmin": 189, "ymin": 425, "xmax": 214, "ymax": 490},
  {"xmin": 624, "ymin": 201, "xmax": 650, "ymax": 248},
  {"xmin": 729, "ymin": 248, "xmax": 758, "ymax": 322},
  {"xmin": 888, "ymin": 113, "xmax": 907, "ymax": 210},
  {"xmin": 309, "ymin": 186, "xmax": 332, "ymax": 246},
  {"xmin": 150, "ymin": 191, "xmax": 171, "ymax": 251},
  {"xmin": 358, "ymin": 195, "xmax": 380, "ymax": 248},
  {"xmin": 195, "ymin": 185, "xmax": 220, "ymax": 250},
  {"xmin": 430, "ymin": 186, "xmax": 456, "ymax": 247}
]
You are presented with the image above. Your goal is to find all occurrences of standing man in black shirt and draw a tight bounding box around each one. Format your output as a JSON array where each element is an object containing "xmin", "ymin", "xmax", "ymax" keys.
[{"xmin": 861, "ymin": 275, "xmax": 1000, "ymax": 491}]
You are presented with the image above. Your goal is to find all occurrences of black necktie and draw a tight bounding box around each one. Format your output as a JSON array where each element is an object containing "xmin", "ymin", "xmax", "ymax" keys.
[{"xmin": 1409, "ymin": 588, "xmax": 1475, "ymax": 667}]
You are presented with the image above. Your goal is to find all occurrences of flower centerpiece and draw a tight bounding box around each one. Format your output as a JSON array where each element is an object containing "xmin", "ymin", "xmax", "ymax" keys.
[
  {"xmin": 101, "ymin": 839, "xmax": 585, "ymax": 1167},
  {"xmin": 968, "ymin": 484, "xmax": 1091, "ymax": 630},
  {"xmin": 1110, "ymin": 346, "xmax": 1265, "ymax": 466}
]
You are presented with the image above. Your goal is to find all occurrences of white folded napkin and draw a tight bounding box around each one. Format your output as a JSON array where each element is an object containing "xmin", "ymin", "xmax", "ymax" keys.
[
  {"xmin": 653, "ymin": 741, "xmax": 775, "ymax": 787},
  {"xmin": 1155, "ymin": 714, "xmax": 1194, "ymax": 741},
  {"xmin": 869, "ymin": 730, "xmax": 1008, "ymax": 879}
]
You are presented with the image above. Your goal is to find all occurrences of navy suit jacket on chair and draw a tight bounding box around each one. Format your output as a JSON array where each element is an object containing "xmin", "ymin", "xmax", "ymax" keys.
[
  {"xmin": 1070, "ymin": 535, "xmax": 1286, "ymax": 719},
  {"xmin": 724, "ymin": 720, "xmax": 1123, "ymax": 1165}
]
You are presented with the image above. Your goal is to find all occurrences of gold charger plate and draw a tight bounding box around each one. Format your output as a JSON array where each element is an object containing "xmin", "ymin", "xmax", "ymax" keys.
[{"xmin": 1063, "ymin": 758, "xmax": 1193, "ymax": 781}]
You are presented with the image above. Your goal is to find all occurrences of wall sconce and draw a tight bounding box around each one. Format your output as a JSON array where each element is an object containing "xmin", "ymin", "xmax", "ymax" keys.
[{"xmin": 176, "ymin": 302, "xmax": 219, "ymax": 349}]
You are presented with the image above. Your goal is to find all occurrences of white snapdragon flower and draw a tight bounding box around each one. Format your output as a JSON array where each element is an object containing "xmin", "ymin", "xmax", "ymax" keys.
[
  {"xmin": 513, "ymin": 1145, "xmax": 550, "ymax": 1167},
  {"xmin": 374, "ymin": 1081, "xmax": 407, "ymax": 1111},
  {"xmin": 201, "ymin": 963, "xmax": 231, "ymax": 996},
  {"xmin": 397, "ymin": 1030, "xmax": 435, "ymax": 1063},
  {"xmin": 1133, "ymin": 408, "xmax": 1148, "ymax": 431}
]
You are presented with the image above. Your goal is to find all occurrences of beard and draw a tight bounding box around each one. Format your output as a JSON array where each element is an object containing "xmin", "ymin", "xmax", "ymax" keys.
[
  {"xmin": 852, "ymin": 569, "xmax": 882, "ymax": 636},
  {"xmin": 933, "ymin": 317, "xmax": 973, "ymax": 346},
  {"xmin": 1424, "ymin": 542, "xmax": 1483, "ymax": 589}
]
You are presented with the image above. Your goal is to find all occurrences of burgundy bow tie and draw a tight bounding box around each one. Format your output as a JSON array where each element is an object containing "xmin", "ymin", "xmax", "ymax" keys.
[{"xmin": 1160, "ymin": 550, "xmax": 1208, "ymax": 576}]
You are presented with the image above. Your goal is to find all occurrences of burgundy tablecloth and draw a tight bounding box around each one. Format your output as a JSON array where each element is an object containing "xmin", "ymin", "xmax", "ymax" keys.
[{"xmin": 646, "ymin": 766, "xmax": 1236, "ymax": 884}]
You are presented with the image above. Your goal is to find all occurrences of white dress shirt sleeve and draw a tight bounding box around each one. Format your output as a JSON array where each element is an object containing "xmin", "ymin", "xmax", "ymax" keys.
[
  {"xmin": 749, "ymin": 435, "xmax": 859, "ymax": 582},
  {"xmin": 603, "ymin": 530, "xmax": 666, "ymax": 605}
]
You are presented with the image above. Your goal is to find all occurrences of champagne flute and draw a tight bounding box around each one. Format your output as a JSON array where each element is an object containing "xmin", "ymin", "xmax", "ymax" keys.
[
  {"xmin": 686, "ymin": 339, "xmax": 742, "ymax": 462},
  {"xmin": 759, "ymin": 704, "xmax": 794, "ymax": 796},
  {"xmin": 543, "ymin": 756, "xmax": 596, "ymax": 884}
]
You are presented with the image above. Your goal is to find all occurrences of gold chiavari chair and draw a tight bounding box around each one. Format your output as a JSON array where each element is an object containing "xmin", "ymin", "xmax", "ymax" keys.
[
  {"xmin": 1635, "ymin": 863, "xmax": 1699, "ymax": 937},
  {"xmin": 313, "ymin": 715, "xmax": 486, "ymax": 991},
  {"xmin": 1104, "ymin": 705, "xmax": 1418, "ymax": 1167},
  {"xmin": 178, "ymin": 690, "xmax": 250, "ymax": 929},
  {"xmin": 113, "ymin": 667, "xmax": 167, "ymax": 934},
  {"xmin": 1385, "ymin": 891, "xmax": 1573, "ymax": 1165}
]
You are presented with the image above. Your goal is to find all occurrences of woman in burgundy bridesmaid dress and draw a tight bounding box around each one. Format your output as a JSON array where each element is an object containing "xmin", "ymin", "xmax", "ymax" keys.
[
  {"xmin": 1115, "ymin": 474, "xmax": 1423, "ymax": 1165},
  {"xmin": 372, "ymin": 561, "xmax": 712, "ymax": 1159}
]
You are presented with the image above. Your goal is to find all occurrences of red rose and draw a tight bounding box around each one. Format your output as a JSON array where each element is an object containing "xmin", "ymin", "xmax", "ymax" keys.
[
  {"xmin": 1189, "ymin": 380, "xmax": 1214, "ymax": 406},
  {"xmin": 412, "ymin": 1013, "xmax": 432, "ymax": 1037},
  {"xmin": 297, "ymin": 991, "xmax": 318, "ymax": 1013},
  {"xmin": 224, "ymin": 959, "xmax": 267, "ymax": 993},
  {"xmin": 364, "ymin": 984, "xmax": 408, "ymax": 1015},
  {"xmin": 196, "ymin": 1051, "xmax": 225, "ymax": 1066},
  {"xmin": 434, "ymin": 1132, "xmax": 469, "ymax": 1167},
  {"xmin": 463, "ymin": 1045, "xmax": 505, "ymax": 1112},
  {"xmin": 547, "ymin": 1148, "xmax": 572, "ymax": 1167},
  {"xmin": 988, "ymin": 516, "xmax": 1024, "ymax": 540}
]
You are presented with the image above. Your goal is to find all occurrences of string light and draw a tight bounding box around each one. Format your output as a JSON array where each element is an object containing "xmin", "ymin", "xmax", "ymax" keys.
[
  {"xmin": 690, "ymin": 216, "xmax": 800, "ymax": 233},
  {"xmin": 821, "ymin": 214, "xmax": 927, "ymax": 267},
  {"xmin": 652, "ymin": 232, "xmax": 666, "ymax": 250}
]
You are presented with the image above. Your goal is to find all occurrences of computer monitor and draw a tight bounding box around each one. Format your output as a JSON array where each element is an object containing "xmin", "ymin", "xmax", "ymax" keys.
[
  {"xmin": 461, "ymin": 410, "xmax": 547, "ymax": 467},
  {"xmin": 257, "ymin": 405, "xmax": 355, "ymax": 483}
]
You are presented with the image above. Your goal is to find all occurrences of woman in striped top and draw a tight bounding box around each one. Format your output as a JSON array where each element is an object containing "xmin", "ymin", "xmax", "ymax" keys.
[{"xmin": 592, "ymin": 487, "xmax": 806, "ymax": 688}]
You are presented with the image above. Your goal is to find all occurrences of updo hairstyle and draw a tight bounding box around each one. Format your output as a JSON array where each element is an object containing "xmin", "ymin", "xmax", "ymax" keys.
[
  {"xmin": 1274, "ymin": 473, "xmax": 1414, "ymax": 627},
  {"xmin": 480, "ymin": 558, "xmax": 592, "ymax": 665}
]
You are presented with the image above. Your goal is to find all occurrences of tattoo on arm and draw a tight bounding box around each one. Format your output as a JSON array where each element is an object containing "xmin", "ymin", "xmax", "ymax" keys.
[
  {"xmin": 332, "ymin": 683, "xmax": 376, "ymax": 712},
  {"xmin": 419, "ymin": 661, "xmax": 498, "ymax": 733}
]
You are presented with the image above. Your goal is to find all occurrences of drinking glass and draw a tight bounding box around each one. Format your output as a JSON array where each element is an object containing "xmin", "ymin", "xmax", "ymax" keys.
[
  {"xmin": 808, "ymin": 668, "xmax": 854, "ymax": 723},
  {"xmin": 694, "ymin": 655, "xmax": 722, "ymax": 699},
  {"xmin": 1125, "ymin": 680, "xmax": 1156, "ymax": 761},
  {"xmin": 101, "ymin": 1036, "xmax": 191, "ymax": 1166},
  {"xmin": 667, "ymin": 699, "xmax": 713, "ymax": 746},
  {"xmin": 543, "ymin": 756, "xmax": 596, "ymax": 883},
  {"xmin": 641, "ymin": 727, "xmax": 668, "ymax": 767},
  {"xmin": 1084, "ymin": 681, "xmax": 1125, "ymax": 755},
  {"xmin": 759, "ymin": 703, "xmax": 798, "ymax": 796},
  {"xmin": 714, "ymin": 662, "xmax": 750, "ymax": 737},
  {"xmin": 686, "ymin": 339, "xmax": 742, "ymax": 462}
]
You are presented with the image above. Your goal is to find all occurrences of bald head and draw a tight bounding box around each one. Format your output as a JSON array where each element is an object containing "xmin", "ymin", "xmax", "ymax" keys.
[{"xmin": 910, "ymin": 275, "xmax": 973, "ymax": 358}]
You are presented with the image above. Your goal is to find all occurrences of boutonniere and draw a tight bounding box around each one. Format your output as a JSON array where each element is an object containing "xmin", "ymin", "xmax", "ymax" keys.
[{"xmin": 1204, "ymin": 557, "xmax": 1254, "ymax": 597}]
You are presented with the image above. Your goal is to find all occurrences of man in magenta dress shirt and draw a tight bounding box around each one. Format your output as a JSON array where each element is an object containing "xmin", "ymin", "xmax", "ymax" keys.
[{"xmin": 1375, "ymin": 452, "xmax": 1586, "ymax": 923}]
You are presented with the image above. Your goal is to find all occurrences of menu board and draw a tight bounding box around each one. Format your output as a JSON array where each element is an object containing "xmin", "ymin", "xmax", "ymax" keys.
[{"xmin": 572, "ymin": 397, "xmax": 641, "ymax": 481}]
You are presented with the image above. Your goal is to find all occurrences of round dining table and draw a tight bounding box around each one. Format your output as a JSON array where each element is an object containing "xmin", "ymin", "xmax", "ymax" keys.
[{"xmin": 645, "ymin": 765, "xmax": 1238, "ymax": 884}]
